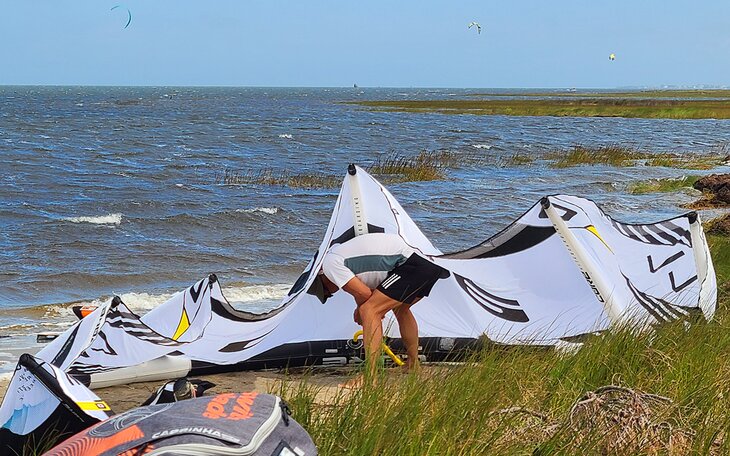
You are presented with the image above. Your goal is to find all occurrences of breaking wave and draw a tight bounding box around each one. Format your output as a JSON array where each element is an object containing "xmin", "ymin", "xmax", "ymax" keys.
[
  {"xmin": 471, "ymin": 144, "xmax": 492, "ymax": 150},
  {"xmin": 236, "ymin": 207, "xmax": 279, "ymax": 215},
  {"xmin": 64, "ymin": 213, "xmax": 122, "ymax": 225},
  {"xmin": 44, "ymin": 283, "xmax": 291, "ymax": 317},
  {"xmin": 278, "ymin": 134, "xmax": 293, "ymax": 139}
]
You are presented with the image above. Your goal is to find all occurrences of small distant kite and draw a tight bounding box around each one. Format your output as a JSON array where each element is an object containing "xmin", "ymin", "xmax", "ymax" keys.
[
  {"xmin": 609, "ymin": 53, "xmax": 616, "ymax": 61},
  {"xmin": 111, "ymin": 5, "xmax": 132, "ymax": 29},
  {"xmin": 468, "ymin": 21, "xmax": 482, "ymax": 34}
]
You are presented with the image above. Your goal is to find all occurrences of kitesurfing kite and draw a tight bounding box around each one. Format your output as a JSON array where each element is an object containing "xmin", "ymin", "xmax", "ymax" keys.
[
  {"xmin": 111, "ymin": 5, "xmax": 132, "ymax": 29},
  {"xmin": 468, "ymin": 21, "xmax": 482, "ymax": 34},
  {"xmin": 5, "ymin": 165, "xmax": 714, "ymax": 390},
  {"xmin": 609, "ymin": 53, "xmax": 616, "ymax": 61}
]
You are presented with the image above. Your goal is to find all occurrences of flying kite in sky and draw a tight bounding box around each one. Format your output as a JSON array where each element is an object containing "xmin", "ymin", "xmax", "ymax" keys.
[
  {"xmin": 111, "ymin": 5, "xmax": 132, "ymax": 29},
  {"xmin": 468, "ymin": 22, "xmax": 482, "ymax": 34},
  {"xmin": 609, "ymin": 53, "xmax": 616, "ymax": 61}
]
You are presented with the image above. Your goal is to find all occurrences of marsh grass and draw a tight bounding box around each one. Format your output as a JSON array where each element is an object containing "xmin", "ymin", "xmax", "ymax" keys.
[
  {"xmin": 351, "ymin": 98, "xmax": 730, "ymax": 119},
  {"xmin": 218, "ymin": 168, "xmax": 341, "ymax": 189},
  {"xmin": 217, "ymin": 150, "xmax": 460, "ymax": 188},
  {"xmin": 270, "ymin": 236, "xmax": 730, "ymax": 455},
  {"xmin": 503, "ymin": 153, "xmax": 536, "ymax": 166},
  {"xmin": 548, "ymin": 145, "xmax": 643, "ymax": 168},
  {"xmin": 366, "ymin": 150, "xmax": 457, "ymax": 182},
  {"xmin": 544, "ymin": 145, "xmax": 724, "ymax": 170},
  {"xmin": 467, "ymin": 89, "xmax": 730, "ymax": 99},
  {"xmin": 629, "ymin": 176, "xmax": 701, "ymax": 194}
]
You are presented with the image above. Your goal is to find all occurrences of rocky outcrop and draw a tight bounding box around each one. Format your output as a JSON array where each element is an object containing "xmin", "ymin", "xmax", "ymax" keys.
[{"xmin": 692, "ymin": 174, "xmax": 730, "ymax": 206}]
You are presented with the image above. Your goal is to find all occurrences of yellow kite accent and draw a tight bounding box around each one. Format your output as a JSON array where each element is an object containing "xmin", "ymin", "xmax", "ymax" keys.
[
  {"xmin": 172, "ymin": 308, "xmax": 191, "ymax": 341},
  {"xmin": 76, "ymin": 400, "xmax": 111, "ymax": 411},
  {"xmin": 586, "ymin": 225, "xmax": 613, "ymax": 253}
]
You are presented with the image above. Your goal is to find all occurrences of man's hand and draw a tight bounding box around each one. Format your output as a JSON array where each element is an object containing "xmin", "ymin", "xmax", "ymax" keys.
[{"xmin": 353, "ymin": 307, "xmax": 362, "ymax": 325}]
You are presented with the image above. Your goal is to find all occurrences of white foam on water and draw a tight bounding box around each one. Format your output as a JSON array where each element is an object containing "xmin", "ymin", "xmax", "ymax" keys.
[
  {"xmin": 278, "ymin": 134, "xmax": 293, "ymax": 139},
  {"xmin": 471, "ymin": 144, "xmax": 492, "ymax": 149},
  {"xmin": 63, "ymin": 213, "xmax": 122, "ymax": 225},
  {"xmin": 236, "ymin": 207, "xmax": 279, "ymax": 215},
  {"xmin": 63, "ymin": 283, "xmax": 291, "ymax": 315},
  {"xmin": 223, "ymin": 284, "xmax": 290, "ymax": 304}
]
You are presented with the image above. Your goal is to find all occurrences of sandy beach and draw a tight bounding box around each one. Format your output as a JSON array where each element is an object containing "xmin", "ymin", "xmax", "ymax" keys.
[{"xmin": 0, "ymin": 367, "xmax": 353, "ymax": 414}]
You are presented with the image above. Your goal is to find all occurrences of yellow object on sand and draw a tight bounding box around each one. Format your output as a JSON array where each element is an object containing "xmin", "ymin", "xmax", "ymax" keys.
[{"xmin": 352, "ymin": 330, "xmax": 405, "ymax": 366}]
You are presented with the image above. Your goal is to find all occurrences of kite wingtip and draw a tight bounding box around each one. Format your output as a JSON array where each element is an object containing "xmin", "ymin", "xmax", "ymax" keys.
[
  {"xmin": 540, "ymin": 196, "xmax": 551, "ymax": 209},
  {"xmin": 347, "ymin": 163, "xmax": 357, "ymax": 175}
]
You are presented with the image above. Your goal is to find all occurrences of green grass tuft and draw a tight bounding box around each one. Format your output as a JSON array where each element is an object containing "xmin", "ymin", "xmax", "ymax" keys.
[
  {"xmin": 366, "ymin": 150, "xmax": 456, "ymax": 182},
  {"xmin": 548, "ymin": 145, "xmax": 642, "ymax": 168},
  {"xmin": 629, "ymin": 176, "xmax": 701, "ymax": 194},
  {"xmin": 541, "ymin": 145, "xmax": 724, "ymax": 170}
]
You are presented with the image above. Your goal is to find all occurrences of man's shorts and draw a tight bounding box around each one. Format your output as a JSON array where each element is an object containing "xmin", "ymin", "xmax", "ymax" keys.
[{"xmin": 376, "ymin": 253, "xmax": 450, "ymax": 305}]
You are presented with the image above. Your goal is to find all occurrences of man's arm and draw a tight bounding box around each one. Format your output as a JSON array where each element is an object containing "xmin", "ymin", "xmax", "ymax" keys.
[{"xmin": 342, "ymin": 276, "xmax": 372, "ymax": 306}]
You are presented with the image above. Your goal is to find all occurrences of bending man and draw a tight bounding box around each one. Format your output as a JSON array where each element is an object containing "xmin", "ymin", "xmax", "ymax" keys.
[{"xmin": 308, "ymin": 233, "xmax": 450, "ymax": 374}]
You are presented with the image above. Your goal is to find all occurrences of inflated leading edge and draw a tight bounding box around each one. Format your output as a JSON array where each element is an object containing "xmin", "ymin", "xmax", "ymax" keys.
[{"xmin": 17, "ymin": 167, "xmax": 720, "ymax": 389}]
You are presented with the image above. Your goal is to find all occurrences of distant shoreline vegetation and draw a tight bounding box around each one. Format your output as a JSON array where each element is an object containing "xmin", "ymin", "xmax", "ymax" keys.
[{"xmin": 348, "ymin": 90, "xmax": 730, "ymax": 119}]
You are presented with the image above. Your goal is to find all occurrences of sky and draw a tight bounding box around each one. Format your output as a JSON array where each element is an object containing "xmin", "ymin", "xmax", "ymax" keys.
[{"xmin": 1, "ymin": 0, "xmax": 729, "ymax": 88}]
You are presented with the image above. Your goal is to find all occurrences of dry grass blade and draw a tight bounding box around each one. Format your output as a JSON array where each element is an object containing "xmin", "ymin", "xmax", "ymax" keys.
[{"xmin": 560, "ymin": 385, "xmax": 691, "ymax": 455}]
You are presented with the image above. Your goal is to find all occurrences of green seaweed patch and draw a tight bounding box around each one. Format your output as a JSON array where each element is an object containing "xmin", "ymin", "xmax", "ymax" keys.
[{"xmin": 629, "ymin": 176, "xmax": 700, "ymax": 194}]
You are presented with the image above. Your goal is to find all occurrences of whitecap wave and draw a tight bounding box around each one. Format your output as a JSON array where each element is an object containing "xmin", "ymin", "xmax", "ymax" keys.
[
  {"xmin": 278, "ymin": 134, "xmax": 293, "ymax": 139},
  {"xmin": 64, "ymin": 213, "xmax": 122, "ymax": 225},
  {"xmin": 236, "ymin": 207, "xmax": 279, "ymax": 215},
  {"xmin": 471, "ymin": 144, "xmax": 492, "ymax": 150}
]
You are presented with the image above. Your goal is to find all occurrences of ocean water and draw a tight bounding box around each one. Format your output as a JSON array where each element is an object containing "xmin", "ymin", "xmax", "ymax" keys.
[{"xmin": 1, "ymin": 86, "xmax": 730, "ymax": 371}]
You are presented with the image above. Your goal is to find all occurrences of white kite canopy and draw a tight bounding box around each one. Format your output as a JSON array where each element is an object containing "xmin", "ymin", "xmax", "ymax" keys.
[
  {"xmin": 35, "ymin": 276, "xmax": 217, "ymax": 383},
  {"xmin": 19, "ymin": 165, "xmax": 716, "ymax": 387},
  {"xmin": 0, "ymin": 354, "xmax": 111, "ymax": 454}
]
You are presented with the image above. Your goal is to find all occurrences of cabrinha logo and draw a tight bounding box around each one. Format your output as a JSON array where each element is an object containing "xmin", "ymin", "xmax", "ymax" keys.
[{"xmin": 453, "ymin": 273, "xmax": 529, "ymax": 323}]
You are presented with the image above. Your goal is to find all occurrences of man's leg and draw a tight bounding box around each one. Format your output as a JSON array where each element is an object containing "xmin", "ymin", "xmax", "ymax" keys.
[
  {"xmin": 393, "ymin": 303, "xmax": 419, "ymax": 371},
  {"xmin": 359, "ymin": 290, "xmax": 402, "ymax": 377}
]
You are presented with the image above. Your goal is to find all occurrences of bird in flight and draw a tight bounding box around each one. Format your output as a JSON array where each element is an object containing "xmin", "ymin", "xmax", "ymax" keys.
[{"xmin": 111, "ymin": 5, "xmax": 132, "ymax": 29}]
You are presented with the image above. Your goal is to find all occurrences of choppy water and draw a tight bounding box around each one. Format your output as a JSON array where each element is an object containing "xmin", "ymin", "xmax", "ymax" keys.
[{"xmin": 1, "ymin": 86, "xmax": 729, "ymax": 371}]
